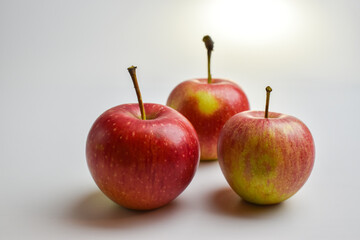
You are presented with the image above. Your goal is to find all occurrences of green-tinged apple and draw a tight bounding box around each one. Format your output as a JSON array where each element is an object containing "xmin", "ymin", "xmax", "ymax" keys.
[
  {"xmin": 167, "ymin": 35, "xmax": 250, "ymax": 160},
  {"xmin": 86, "ymin": 66, "xmax": 200, "ymax": 210},
  {"xmin": 218, "ymin": 86, "xmax": 315, "ymax": 205}
]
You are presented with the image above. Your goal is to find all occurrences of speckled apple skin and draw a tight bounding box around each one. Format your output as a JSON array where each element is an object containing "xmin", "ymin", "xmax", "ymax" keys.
[
  {"xmin": 86, "ymin": 103, "xmax": 200, "ymax": 210},
  {"xmin": 218, "ymin": 111, "xmax": 315, "ymax": 205},
  {"xmin": 167, "ymin": 78, "xmax": 249, "ymax": 160}
]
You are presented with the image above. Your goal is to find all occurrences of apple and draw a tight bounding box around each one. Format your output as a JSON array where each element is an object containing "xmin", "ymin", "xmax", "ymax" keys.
[
  {"xmin": 86, "ymin": 66, "xmax": 200, "ymax": 210},
  {"xmin": 218, "ymin": 86, "xmax": 315, "ymax": 205},
  {"xmin": 167, "ymin": 35, "xmax": 250, "ymax": 160}
]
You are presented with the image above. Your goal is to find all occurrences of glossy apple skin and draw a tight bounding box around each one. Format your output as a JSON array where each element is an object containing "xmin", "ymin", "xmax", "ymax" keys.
[
  {"xmin": 167, "ymin": 78, "xmax": 249, "ymax": 160},
  {"xmin": 86, "ymin": 103, "xmax": 200, "ymax": 210},
  {"xmin": 218, "ymin": 111, "xmax": 315, "ymax": 205}
]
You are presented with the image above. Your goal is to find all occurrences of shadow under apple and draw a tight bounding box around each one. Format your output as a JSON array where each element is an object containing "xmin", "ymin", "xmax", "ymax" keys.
[
  {"xmin": 210, "ymin": 187, "xmax": 286, "ymax": 219},
  {"xmin": 199, "ymin": 160, "xmax": 218, "ymax": 168},
  {"xmin": 68, "ymin": 190, "xmax": 179, "ymax": 229}
]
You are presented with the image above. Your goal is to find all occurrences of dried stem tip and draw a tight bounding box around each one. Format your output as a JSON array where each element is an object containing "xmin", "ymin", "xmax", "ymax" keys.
[{"xmin": 202, "ymin": 35, "xmax": 214, "ymax": 51}]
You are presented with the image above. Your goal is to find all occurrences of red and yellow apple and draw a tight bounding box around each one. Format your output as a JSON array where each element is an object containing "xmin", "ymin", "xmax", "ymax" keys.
[
  {"xmin": 86, "ymin": 67, "xmax": 200, "ymax": 210},
  {"xmin": 218, "ymin": 87, "xmax": 315, "ymax": 204},
  {"xmin": 167, "ymin": 36, "xmax": 249, "ymax": 160}
]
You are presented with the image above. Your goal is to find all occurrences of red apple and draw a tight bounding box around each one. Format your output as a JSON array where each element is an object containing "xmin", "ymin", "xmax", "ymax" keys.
[
  {"xmin": 218, "ymin": 87, "xmax": 315, "ymax": 204},
  {"xmin": 86, "ymin": 67, "xmax": 200, "ymax": 210},
  {"xmin": 166, "ymin": 36, "xmax": 249, "ymax": 160}
]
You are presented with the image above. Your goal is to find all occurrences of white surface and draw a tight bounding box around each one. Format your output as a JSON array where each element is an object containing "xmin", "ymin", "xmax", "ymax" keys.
[{"xmin": 1, "ymin": 0, "xmax": 360, "ymax": 239}]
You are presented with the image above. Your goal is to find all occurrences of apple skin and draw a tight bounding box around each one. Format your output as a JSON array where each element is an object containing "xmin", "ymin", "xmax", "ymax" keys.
[
  {"xmin": 166, "ymin": 78, "xmax": 249, "ymax": 160},
  {"xmin": 218, "ymin": 110, "xmax": 315, "ymax": 205},
  {"xmin": 86, "ymin": 103, "xmax": 200, "ymax": 210}
]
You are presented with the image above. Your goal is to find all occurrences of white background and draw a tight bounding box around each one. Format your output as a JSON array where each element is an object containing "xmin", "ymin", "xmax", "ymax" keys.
[{"xmin": 1, "ymin": 0, "xmax": 360, "ymax": 239}]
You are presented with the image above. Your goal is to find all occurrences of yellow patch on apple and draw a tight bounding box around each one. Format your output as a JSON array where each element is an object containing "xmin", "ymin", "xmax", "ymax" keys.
[{"xmin": 195, "ymin": 91, "xmax": 219, "ymax": 115}]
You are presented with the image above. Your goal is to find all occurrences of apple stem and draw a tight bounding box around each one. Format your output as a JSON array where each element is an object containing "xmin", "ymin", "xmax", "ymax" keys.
[
  {"xmin": 265, "ymin": 86, "xmax": 272, "ymax": 118},
  {"xmin": 203, "ymin": 35, "xmax": 214, "ymax": 84},
  {"xmin": 127, "ymin": 66, "xmax": 146, "ymax": 120}
]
